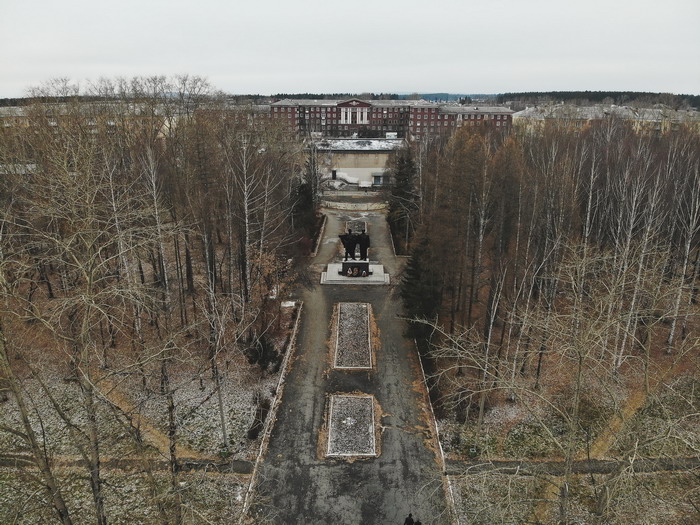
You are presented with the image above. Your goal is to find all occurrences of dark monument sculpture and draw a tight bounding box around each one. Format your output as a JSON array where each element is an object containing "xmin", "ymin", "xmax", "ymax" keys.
[
  {"xmin": 339, "ymin": 229, "xmax": 372, "ymax": 277},
  {"xmin": 357, "ymin": 230, "xmax": 370, "ymax": 260},
  {"xmin": 339, "ymin": 229, "xmax": 357, "ymax": 260}
]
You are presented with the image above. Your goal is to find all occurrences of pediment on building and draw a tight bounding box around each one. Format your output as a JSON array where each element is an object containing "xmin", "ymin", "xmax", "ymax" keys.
[{"xmin": 338, "ymin": 99, "xmax": 372, "ymax": 108}]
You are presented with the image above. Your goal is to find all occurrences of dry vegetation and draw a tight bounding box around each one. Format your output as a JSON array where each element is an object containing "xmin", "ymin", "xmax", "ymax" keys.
[
  {"xmin": 0, "ymin": 77, "xmax": 311, "ymax": 524},
  {"xmin": 393, "ymin": 121, "xmax": 700, "ymax": 523}
]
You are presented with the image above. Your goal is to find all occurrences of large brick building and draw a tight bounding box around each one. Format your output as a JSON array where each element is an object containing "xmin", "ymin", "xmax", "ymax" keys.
[
  {"xmin": 0, "ymin": 98, "xmax": 514, "ymax": 141},
  {"xmin": 269, "ymin": 98, "xmax": 513, "ymax": 138}
]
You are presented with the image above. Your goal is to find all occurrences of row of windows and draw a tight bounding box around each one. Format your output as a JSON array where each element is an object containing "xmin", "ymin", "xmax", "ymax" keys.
[
  {"xmin": 413, "ymin": 121, "xmax": 451, "ymax": 127},
  {"xmin": 273, "ymin": 107, "xmax": 509, "ymax": 120},
  {"xmin": 278, "ymin": 115, "xmax": 508, "ymax": 128},
  {"xmin": 274, "ymin": 106, "xmax": 410, "ymax": 112},
  {"xmin": 413, "ymin": 120, "xmax": 508, "ymax": 130},
  {"xmin": 298, "ymin": 124, "xmax": 406, "ymax": 130},
  {"xmin": 275, "ymin": 113, "xmax": 508, "ymax": 122}
]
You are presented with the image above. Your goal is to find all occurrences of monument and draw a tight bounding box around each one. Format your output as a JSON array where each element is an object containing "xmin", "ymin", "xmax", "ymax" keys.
[
  {"xmin": 320, "ymin": 217, "xmax": 389, "ymax": 285},
  {"xmin": 338, "ymin": 229, "xmax": 371, "ymax": 277}
]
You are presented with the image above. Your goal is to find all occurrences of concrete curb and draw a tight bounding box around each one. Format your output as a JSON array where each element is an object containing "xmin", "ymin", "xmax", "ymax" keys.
[
  {"xmin": 239, "ymin": 301, "xmax": 304, "ymax": 523},
  {"xmin": 321, "ymin": 200, "xmax": 387, "ymax": 211},
  {"xmin": 414, "ymin": 339, "xmax": 459, "ymax": 525},
  {"xmin": 309, "ymin": 214, "xmax": 328, "ymax": 258},
  {"xmin": 389, "ymin": 221, "xmax": 411, "ymax": 259}
]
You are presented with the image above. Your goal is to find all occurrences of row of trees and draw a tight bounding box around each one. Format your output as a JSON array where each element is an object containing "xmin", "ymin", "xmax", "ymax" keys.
[
  {"xmin": 390, "ymin": 120, "xmax": 700, "ymax": 522},
  {"xmin": 0, "ymin": 76, "xmax": 316, "ymax": 524},
  {"xmin": 395, "ymin": 119, "xmax": 700, "ymax": 362}
]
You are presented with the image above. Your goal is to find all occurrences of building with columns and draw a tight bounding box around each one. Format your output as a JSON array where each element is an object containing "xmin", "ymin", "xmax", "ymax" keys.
[{"xmin": 269, "ymin": 98, "xmax": 513, "ymax": 139}]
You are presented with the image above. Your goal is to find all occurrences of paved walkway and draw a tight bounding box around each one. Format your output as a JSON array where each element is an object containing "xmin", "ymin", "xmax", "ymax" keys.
[{"xmin": 248, "ymin": 207, "xmax": 451, "ymax": 524}]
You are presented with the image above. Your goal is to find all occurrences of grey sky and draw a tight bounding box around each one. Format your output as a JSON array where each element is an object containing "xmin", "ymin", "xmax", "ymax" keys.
[{"xmin": 1, "ymin": 0, "xmax": 698, "ymax": 98}]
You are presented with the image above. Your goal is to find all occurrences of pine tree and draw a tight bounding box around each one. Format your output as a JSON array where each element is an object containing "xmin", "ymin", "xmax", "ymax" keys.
[
  {"xmin": 400, "ymin": 230, "xmax": 441, "ymax": 338},
  {"xmin": 388, "ymin": 147, "xmax": 419, "ymax": 252}
]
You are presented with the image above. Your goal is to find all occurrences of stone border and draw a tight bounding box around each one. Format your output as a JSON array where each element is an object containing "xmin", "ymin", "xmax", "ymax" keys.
[
  {"xmin": 239, "ymin": 301, "xmax": 304, "ymax": 523},
  {"xmin": 322, "ymin": 201, "xmax": 387, "ymax": 211},
  {"xmin": 414, "ymin": 338, "xmax": 458, "ymax": 524},
  {"xmin": 389, "ymin": 221, "xmax": 411, "ymax": 259},
  {"xmin": 309, "ymin": 213, "xmax": 328, "ymax": 258},
  {"xmin": 333, "ymin": 303, "xmax": 373, "ymax": 370},
  {"xmin": 326, "ymin": 394, "xmax": 377, "ymax": 457}
]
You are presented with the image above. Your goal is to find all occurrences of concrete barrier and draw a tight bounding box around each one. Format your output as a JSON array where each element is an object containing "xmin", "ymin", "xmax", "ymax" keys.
[{"xmin": 322, "ymin": 200, "xmax": 387, "ymax": 210}]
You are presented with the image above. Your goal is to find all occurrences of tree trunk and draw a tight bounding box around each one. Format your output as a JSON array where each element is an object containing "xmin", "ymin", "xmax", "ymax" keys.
[{"xmin": 0, "ymin": 326, "xmax": 74, "ymax": 525}]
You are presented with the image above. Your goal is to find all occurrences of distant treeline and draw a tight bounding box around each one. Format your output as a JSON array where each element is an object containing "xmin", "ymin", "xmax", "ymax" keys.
[
  {"xmin": 496, "ymin": 91, "xmax": 700, "ymax": 109},
  {"xmin": 5, "ymin": 91, "xmax": 698, "ymax": 108},
  {"xmin": 0, "ymin": 95, "xmax": 116, "ymax": 107}
]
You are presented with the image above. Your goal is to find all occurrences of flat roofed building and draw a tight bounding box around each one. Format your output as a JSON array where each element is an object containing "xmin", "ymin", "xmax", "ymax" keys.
[
  {"xmin": 313, "ymin": 138, "xmax": 405, "ymax": 187},
  {"xmin": 1, "ymin": 98, "xmax": 515, "ymax": 140},
  {"xmin": 409, "ymin": 104, "xmax": 514, "ymax": 137},
  {"xmin": 513, "ymin": 104, "xmax": 700, "ymax": 134},
  {"xmin": 270, "ymin": 98, "xmax": 513, "ymax": 139}
]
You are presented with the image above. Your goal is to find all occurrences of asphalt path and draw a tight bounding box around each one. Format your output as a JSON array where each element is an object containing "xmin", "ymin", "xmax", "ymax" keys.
[{"xmin": 248, "ymin": 207, "xmax": 451, "ymax": 524}]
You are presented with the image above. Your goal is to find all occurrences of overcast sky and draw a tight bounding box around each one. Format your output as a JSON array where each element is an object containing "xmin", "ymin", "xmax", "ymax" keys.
[{"xmin": 1, "ymin": 0, "xmax": 698, "ymax": 98}]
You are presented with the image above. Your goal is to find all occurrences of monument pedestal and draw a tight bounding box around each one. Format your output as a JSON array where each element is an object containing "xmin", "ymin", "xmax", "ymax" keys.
[
  {"xmin": 340, "ymin": 260, "xmax": 372, "ymax": 277},
  {"xmin": 321, "ymin": 262, "xmax": 389, "ymax": 285}
]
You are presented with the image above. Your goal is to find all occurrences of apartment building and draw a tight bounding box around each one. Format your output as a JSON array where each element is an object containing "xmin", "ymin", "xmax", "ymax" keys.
[{"xmin": 269, "ymin": 98, "xmax": 513, "ymax": 138}]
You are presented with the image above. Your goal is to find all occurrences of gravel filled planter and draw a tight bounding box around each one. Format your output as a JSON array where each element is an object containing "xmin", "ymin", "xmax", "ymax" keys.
[
  {"xmin": 334, "ymin": 302, "xmax": 372, "ymax": 369},
  {"xmin": 345, "ymin": 219, "xmax": 367, "ymax": 234},
  {"xmin": 326, "ymin": 394, "xmax": 377, "ymax": 457}
]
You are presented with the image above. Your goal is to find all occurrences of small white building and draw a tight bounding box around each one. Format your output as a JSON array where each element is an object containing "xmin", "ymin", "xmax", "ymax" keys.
[{"xmin": 313, "ymin": 138, "xmax": 405, "ymax": 187}]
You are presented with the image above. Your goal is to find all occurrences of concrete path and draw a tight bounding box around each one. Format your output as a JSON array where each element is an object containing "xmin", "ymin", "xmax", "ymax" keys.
[{"xmin": 248, "ymin": 208, "xmax": 451, "ymax": 524}]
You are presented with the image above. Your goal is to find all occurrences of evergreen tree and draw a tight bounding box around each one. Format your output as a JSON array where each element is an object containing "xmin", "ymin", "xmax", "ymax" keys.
[
  {"xmin": 292, "ymin": 149, "xmax": 320, "ymax": 241},
  {"xmin": 387, "ymin": 147, "xmax": 419, "ymax": 252},
  {"xmin": 291, "ymin": 178, "xmax": 316, "ymax": 238},
  {"xmin": 400, "ymin": 230, "xmax": 441, "ymax": 338}
]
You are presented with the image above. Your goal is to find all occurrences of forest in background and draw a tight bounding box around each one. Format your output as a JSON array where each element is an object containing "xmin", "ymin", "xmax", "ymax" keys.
[
  {"xmin": 387, "ymin": 120, "xmax": 700, "ymax": 523},
  {"xmin": 0, "ymin": 76, "xmax": 318, "ymax": 524}
]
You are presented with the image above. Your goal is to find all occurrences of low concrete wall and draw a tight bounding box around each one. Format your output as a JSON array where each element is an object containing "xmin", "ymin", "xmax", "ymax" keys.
[{"xmin": 322, "ymin": 200, "xmax": 387, "ymax": 210}]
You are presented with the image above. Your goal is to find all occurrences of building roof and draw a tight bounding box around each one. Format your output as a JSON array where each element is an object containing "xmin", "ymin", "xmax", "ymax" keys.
[
  {"xmin": 0, "ymin": 106, "xmax": 25, "ymax": 117},
  {"xmin": 440, "ymin": 105, "xmax": 513, "ymax": 115},
  {"xmin": 270, "ymin": 98, "xmax": 433, "ymax": 108},
  {"xmin": 513, "ymin": 104, "xmax": 700, "ymax": 123},
  {"xmin": 313, "ymin": 138, "xmax": 405, "ymax": 151}
]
